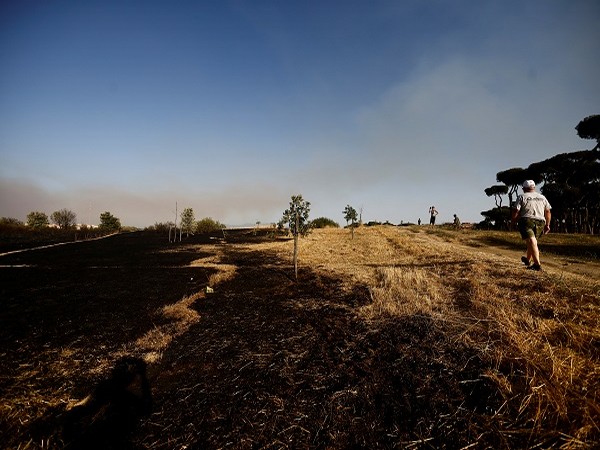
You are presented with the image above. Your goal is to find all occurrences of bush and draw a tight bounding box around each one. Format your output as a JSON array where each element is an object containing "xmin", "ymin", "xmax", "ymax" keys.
[
  {"xmin": 0, "ymin": 217, "xmax": 24, "ymax": 227},
  {"xmin": 145, "ymin": 222, "xmax": 174, "ymax": 233},
  {"xmin": 311, "ymin": 217, "xmax": 339, "ymax": 228},
  {"xmin": 0, "ymin": 218, "xmax": 27, "ymax": 242},
  {"xmin": 195, "ymin": 217, "xmax": 226, "ymax": 233}
]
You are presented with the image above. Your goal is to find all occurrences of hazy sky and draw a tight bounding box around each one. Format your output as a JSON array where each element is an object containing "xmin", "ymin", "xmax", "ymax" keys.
[{"xmin": 1, "ymin": 0, "xmax": 599, "ymax": 227}]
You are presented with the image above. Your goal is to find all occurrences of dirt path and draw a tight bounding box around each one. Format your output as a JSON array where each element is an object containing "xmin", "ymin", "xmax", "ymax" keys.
[{"xmin": 452, "ymin": 237, "xmax": 600, "ymax": 282}]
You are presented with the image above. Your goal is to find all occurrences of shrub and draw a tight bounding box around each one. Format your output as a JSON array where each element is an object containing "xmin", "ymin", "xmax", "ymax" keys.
[
  {"xmin": 145, "ymin": 222, "xmax": 174, "ymax": 233},
  {"xmin": 195, "ymin": 217, "xmax": 226, "ymax": 233},
  {"xmin": 311, "ymin": 217, "xmax": 339, "ymax": 228},
  {"xmin": 0, "ymin": 217, "xmax": 24, "ymax": 227}
]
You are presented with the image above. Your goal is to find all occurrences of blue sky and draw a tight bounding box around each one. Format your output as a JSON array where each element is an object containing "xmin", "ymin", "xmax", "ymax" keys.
[{"xmin": 1, "ymin": 0, "xmax": 599, "ymax": 227}]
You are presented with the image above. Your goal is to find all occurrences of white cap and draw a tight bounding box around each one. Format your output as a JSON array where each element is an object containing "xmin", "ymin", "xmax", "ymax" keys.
[{"xmin": 522, "ymin": 180, "xmax": 535, "ymax": 189}]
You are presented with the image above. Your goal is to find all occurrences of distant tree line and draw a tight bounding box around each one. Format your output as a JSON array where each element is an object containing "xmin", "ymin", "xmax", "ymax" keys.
[
  {"xmin": 146, "ymin": 213, "xmax": 226, "ymax": 235},
  {"xmin": 483, "ymin": 115, "xmax": 600, "ymax": 234},
  {"xmin": 0, "ymin": 210, "xmax": 122, "ymax": 245},
  {"xmin": 0, "ymin": 209, "xmax": 122, "ymax": 232}
]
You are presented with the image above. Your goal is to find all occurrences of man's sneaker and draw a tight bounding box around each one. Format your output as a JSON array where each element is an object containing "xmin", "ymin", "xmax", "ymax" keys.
[
  {"xmin": 521, "ymin": 256, "xmax": 530, "ymax": 267},
  {"xmin": 527, "ymin": 264, "xmax": 542, "ymax": 271}
]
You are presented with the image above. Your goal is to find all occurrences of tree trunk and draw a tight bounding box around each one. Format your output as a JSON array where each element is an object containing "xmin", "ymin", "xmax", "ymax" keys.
[
  {"xmin": 293, "ymin": 234, "xmax": 298, "ymax": 280},
  {"xmin": 507, "ymin": 187, "xmax": 518, "ymax": 231},
  {"xmin": 294, "ymin": 211, "xmax": 299, "ymax": 280}
]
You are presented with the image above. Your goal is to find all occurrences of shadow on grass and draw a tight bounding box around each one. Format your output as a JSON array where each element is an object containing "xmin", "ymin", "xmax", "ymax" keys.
[
  {"xmin": 31, "ymin": 356, "xmax": 152, "ymax": 450},
  {"xmin": 132, "ymin": 243, "xmax": 519, "ymax": 449}
]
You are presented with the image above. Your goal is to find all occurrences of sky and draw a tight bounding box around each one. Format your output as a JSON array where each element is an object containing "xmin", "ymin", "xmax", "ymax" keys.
[{"xmin": 1, "ymin": 0, "xmax": 599, "ymax": 228}]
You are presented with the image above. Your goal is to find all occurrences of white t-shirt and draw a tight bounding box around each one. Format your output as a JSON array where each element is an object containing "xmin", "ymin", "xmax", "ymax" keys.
[{"xmin": 515, "ymin": 191, "xmax": 551, "ymax": 222}]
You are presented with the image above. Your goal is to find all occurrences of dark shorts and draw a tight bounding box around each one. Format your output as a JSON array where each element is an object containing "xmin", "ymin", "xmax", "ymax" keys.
[{"xmin": 518, "ymin": 218, "xmax": 545, "ymax": 240}]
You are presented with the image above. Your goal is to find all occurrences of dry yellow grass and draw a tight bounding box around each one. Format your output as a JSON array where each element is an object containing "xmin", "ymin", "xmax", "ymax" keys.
[
  {"xmin": 124, "ymin": 245, "xmax": 240, "ymax": 365},
  {"xmin": 267, "ymin": 225, "xmax": 600, "ymax": 446},
  {"xmin": 189, "ymin": 245, "xmax": 238, "ymax": 287}
]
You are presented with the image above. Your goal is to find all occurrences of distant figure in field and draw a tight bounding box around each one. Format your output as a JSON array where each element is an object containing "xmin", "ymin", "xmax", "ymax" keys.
[
  {"xmin": 429, "ymin": 206, "xmax": 438, "ymax": 226},
  {"xmin": 511, "ymin": 180, "xmax": 552, "ymax": 271},
  {"xmin": 453, "ymin": 214, "xmax": 461, "ymax": 230},
  {"xmin": 418, "ymin": 218, "xmax": 421, "ymax": 226}
]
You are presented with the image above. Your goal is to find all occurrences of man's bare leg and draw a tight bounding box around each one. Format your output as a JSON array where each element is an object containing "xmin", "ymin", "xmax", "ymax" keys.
[{"xmin": 526, "ymin": 237, "xmax": 541, "ymax": 266}]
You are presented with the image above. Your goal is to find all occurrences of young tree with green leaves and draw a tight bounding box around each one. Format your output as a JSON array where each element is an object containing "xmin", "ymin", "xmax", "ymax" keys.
[
  {"xmin": 281, "ymin": 194, "xmax": 311, "ymax": 280},
  {"xmin": 26, "ymin": 211, "xmax": 49, "ymax": 228},
  {"xmin": 343, "ymin": 204, "xmax": 358, "ymax": 239},
  {"xmin": 180, "ymin": 207, "xmax": 195, "ymax": 237},
  {"xmin": 50, "ymin": 209, "xmax": 76, "ymax": 229}
]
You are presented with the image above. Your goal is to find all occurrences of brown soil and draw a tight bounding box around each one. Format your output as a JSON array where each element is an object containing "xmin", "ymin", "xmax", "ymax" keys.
[
  {"xmin": 0, "ymin": 228, "xmax": 598, "ymax": 449},
  {"xmin": 449, "ymin": 232, "xmax": 600, "ymax": 282}
]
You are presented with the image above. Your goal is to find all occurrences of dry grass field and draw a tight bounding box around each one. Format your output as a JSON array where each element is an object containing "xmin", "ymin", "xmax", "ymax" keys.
[{"xmin": 0, "ymin": 226, "xmax": 598, "ymax": 449}]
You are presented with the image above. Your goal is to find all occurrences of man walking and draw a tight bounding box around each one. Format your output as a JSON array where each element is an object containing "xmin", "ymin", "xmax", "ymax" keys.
[{"xmin": 511, "ymin": 180, "xmax": 552, "ymax": 271}]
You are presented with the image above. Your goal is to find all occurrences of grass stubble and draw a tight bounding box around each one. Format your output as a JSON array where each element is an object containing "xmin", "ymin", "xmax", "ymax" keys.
[{"xmin": 295, "ymin": 226, "xmax": 600, "ymax": 448}]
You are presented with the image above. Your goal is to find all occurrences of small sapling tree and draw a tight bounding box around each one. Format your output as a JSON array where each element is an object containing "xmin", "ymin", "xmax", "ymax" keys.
[
  {"xmin": 180, "ymin": 208, "xmax": 195, "ymax": 237},
  {"xmin": 343, "ymin": 204, "xmax": 358, "ymax": 239},
  {"xmin": 281, "ymin": 194, "xmax": 311, "ymax": 280}
]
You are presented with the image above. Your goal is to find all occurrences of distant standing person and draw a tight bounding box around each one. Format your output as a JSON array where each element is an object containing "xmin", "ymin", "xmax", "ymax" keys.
[
  {"xmin": 429, "ymin": 206, "xmax": 438, "ymax": 226},
  {"xmin": 511, "ymin": 180, "xmax": 552, "ymax": 271},
  {"xmin": 453, "ymin": 214, "xmax": 461, "ymax": 230}
]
